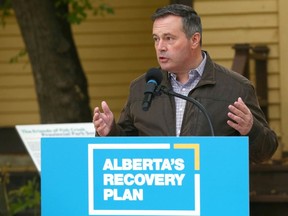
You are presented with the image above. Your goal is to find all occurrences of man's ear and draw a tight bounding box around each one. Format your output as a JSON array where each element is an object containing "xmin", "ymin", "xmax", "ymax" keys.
[{"xmin": 191, "ymin": 32, "xmax": 201, "ymax": 48}]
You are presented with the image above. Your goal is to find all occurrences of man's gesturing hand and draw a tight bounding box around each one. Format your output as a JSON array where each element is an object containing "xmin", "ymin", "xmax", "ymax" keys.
[
  {"xmin": 227, "ymin": 97, "xmax": 253, "ymax": 135},
  {"xmin": 93, "ymin": 101, "xmax": 114, "ymax": 136}
]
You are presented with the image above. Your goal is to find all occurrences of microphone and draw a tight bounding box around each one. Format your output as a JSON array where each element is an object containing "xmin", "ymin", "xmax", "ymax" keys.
[{"xmin": 142, "ymin": 68, "xmax": 163, "ymax": 111}]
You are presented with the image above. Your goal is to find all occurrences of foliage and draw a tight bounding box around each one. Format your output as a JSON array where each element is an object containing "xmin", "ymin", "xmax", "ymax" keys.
[
  {"xmin": 0, "ymin": 0, "xmax": 114, "ymax": 62},
  {"xmin": 0, "ymin": 0, "xmax": 114, "ymax": 27},
  {"xmin": 0, "ymin": 0, "xmax": 12, "ymax": 27},
  {"xmin": 9, "ymin": 49, "xmax": 27, "ymax": 63},
  {"xmin": 0, "ymin": 171, "xmax": 40, "ymax": 216},
  {"xmin": 8, "ymin": 177, "xmax": 40, "ymax": 216},
  {"xmin": 56, "ymin": 0, "xmax": 114, "ymax": 24}
]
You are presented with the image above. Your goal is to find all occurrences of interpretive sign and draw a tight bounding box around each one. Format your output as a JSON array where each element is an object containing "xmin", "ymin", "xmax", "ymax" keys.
[
  {"xmin": 16, "ymin": 123, "xmax": 95, "ymax": 171},
  {"xmin": 41, "ymin": 136, "xmax": 249, "ymax": 216}
]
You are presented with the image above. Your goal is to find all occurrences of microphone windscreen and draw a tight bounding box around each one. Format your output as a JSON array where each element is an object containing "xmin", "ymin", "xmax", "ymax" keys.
[{"xmin": 145, "ymin": 68, "xmax": 163, "ymax": 85}]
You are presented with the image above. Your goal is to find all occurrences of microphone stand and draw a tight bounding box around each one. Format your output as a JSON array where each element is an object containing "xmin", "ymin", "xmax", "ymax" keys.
[{"xmin": 156, "ymin": 85, "xmax": 215, "ymax": 136}]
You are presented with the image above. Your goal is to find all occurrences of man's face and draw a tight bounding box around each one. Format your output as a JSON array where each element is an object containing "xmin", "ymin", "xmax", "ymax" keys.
[{"xmin": 152, "ymin": 15, "xmax": 194, "ymax": 74}]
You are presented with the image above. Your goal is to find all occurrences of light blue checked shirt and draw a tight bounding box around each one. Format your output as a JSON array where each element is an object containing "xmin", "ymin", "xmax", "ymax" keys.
[{"xmin": 169, "ymin": 52, "xmax": 207, "ymax": 136}]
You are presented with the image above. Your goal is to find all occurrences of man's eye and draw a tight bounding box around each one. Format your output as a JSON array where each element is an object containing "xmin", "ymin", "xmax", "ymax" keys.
[{"xmin": 166, "ymin": 36, "xmax": 174, "ymax": 41}]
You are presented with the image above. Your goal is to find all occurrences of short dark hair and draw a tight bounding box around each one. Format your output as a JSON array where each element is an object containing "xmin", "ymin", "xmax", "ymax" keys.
[{"xmin": 152, "ymin": 4, "xmax": 202, "ymax": 43}]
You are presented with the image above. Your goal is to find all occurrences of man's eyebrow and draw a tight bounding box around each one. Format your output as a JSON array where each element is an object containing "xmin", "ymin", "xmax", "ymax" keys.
[{"xmin": 152, "ymin": 33, "xmax": 174, "ymax": 37}]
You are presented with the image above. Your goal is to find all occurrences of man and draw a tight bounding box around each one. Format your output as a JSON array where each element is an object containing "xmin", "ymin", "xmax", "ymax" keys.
[{"xmin": 93, "ymin": 4, "xmax": 278, "ymax": 163}]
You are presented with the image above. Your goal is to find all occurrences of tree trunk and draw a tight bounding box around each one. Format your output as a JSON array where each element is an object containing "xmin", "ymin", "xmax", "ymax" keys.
[{"xmin": 11, "ymin": 0, "xmax": 92, "ymax": 123}]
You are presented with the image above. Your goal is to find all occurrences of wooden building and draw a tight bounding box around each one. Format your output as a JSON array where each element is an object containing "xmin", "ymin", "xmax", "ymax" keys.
[
  {"xmin": 0, "ymin": 1, "xmax": 288, "ymax": 215},
  {"xmin": 0, "ymin": 0, "xmax": 287, "ymax": 153}
]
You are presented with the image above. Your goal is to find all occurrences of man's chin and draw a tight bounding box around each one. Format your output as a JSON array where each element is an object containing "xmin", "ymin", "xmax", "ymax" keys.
[{"xmin": 158, "ymin": 64, "xmax": 173, "ymax": 72}]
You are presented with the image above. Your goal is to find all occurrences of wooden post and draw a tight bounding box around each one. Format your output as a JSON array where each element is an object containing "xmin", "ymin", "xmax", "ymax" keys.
[
  {"xmin": 231, "ymin": 43, "xmax": 251, "ymax": 78},
  {"xmin": 0, "ymin": 173, "xmax": 9, "ymax": 216},
  {"xmin": 252, "ymin": 45, "xmax": 270, "ymax": 120}
]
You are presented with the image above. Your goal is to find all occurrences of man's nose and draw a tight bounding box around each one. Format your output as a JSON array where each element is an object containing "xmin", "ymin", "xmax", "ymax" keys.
[{"xmin": 156, "ymin": 40, "xmax": 167, "ymax": 52}]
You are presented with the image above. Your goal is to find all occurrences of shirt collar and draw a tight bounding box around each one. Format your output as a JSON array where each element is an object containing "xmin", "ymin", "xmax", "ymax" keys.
[{"xmin": 169, "ymin": 51, "xmax": 207, "ymax": 80}]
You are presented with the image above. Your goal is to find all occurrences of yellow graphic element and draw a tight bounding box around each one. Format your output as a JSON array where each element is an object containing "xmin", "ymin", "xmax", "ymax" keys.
[{"xmin": 174, "ymin": 144, "xmax": 200, "ymax": 170}]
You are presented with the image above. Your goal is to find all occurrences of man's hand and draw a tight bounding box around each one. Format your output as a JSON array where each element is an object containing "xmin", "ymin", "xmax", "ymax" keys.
[
  {"xmin": 93, "ymin": 101, "xmax": 114, "ymax": 136},
  {"xmin": 227, "ymin": 97, "xmax": 253, "ymax": 135}
]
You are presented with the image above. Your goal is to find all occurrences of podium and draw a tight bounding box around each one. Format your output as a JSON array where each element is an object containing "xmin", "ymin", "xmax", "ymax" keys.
[{"xmin": 41, "ymin": 136, "xmax": 249, "ymax": 216}]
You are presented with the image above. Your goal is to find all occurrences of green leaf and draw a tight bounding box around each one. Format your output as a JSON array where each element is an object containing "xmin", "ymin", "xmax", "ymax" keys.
[
  {"xmin": 55, "ymin": 0, "xmax": 114, "ymax": 24},
  {"xmin": 8, "ymin": 177, "xmax": 40, "ymax": 215},
  {"xmin": 9, "ymin": 49, "xmax": 27, "ymax": 63},
  {"xmin": 0, "ymin": 0, "xmax": 12, "ymax": 27}
]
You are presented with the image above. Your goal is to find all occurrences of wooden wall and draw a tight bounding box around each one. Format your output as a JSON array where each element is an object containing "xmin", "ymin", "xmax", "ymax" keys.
[
  {"xmin": 74, "ymin": 0, "xmax": 169, "ymax": 118},
  {"xmin": 278, "ymin": 0, "xmax": 288, "ymax": 152},
  {"xmin": 194, "ymin": 0, "xmax": 285, "ymax": 151},
  {"xmin": 0, "ymin": 16, "xmax": 37, "ymax": 125},
  {"xmin": 0, "ymin": 0, "xmax": 168, "ymax": 126},
  {"xmin": 0, "ymin": 0, "xmax": 287, "ymax": 151}
]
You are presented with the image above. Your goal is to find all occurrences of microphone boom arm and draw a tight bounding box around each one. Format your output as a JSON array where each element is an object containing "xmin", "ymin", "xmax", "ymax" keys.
[{"xmin": 157, "ymin": 85, "xmax": 215, "ymax": 136}]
